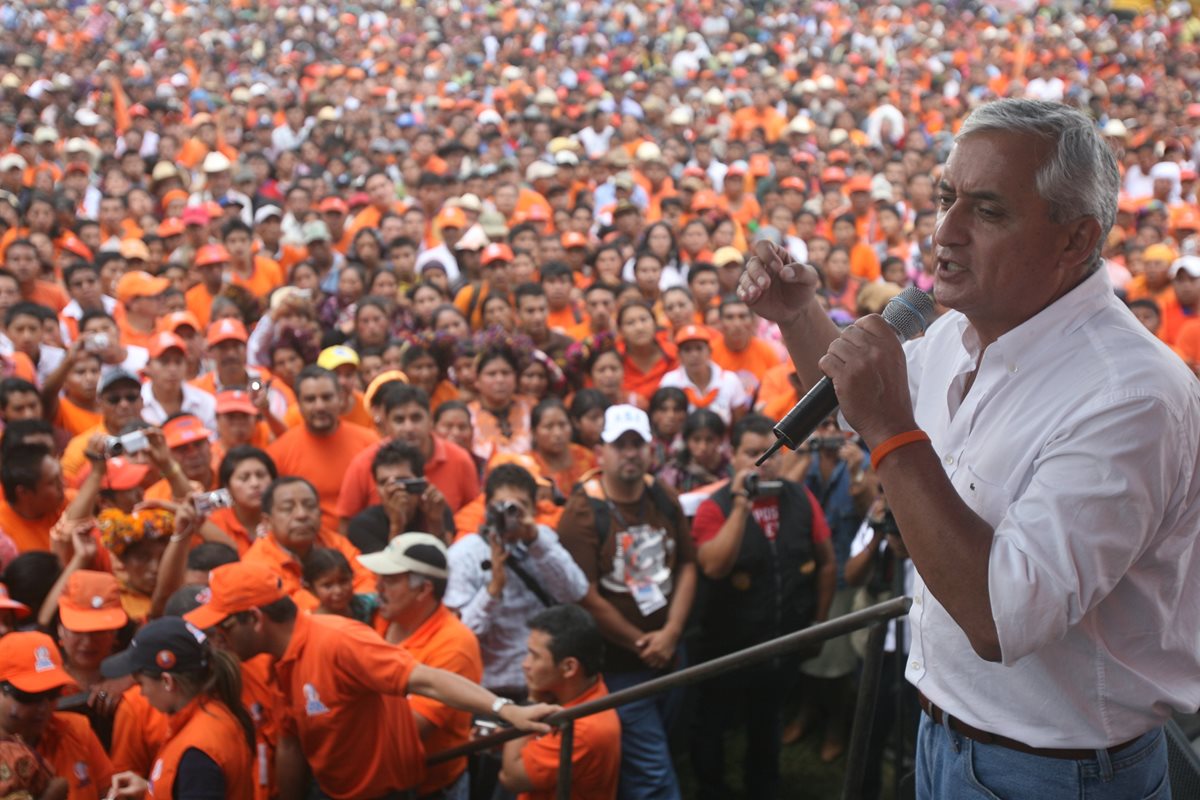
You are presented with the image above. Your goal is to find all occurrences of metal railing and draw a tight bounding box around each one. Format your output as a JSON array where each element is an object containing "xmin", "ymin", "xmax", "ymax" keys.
[{"xmin": 426, "ymin": 595, "xmax": 913, "ymax": 800}]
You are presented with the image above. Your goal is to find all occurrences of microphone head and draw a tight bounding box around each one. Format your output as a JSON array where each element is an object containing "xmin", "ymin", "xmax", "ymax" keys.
[{"xmin": 882, "ymin": 287, "xmax": 936, "ymax": 342}]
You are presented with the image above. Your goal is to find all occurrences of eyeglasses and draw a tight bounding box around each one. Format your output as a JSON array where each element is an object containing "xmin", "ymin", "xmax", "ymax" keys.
[
  {"xmin": 103, "ymin": 392, "xmax": 141, "ymax": 406},
  {"xmin": 1, "ymin": 683, "xmax": 61, "ymax": 705}
]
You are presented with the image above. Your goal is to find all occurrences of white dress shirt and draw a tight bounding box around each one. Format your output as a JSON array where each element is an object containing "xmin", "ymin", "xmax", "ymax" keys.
[
  {"xmin": 900, "ymin": 267, "xmax": 1200, "ymax": 748},
  {"xmin": 660, "ymin": 362, "xmax": 748, "ymax": 425},
  {"xmin": 140, "ymin": 381, "xmax": 218, "ymax": 431}
]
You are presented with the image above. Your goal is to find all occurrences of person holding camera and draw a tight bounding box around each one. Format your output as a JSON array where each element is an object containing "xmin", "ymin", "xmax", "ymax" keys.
[
  {"xmin": 444, "ymin": 463, "xmax": 588, "ymax": 698},
  {"xmin": 346, "ymin": 439, "xmax": 453, "ymax": 554},
  {"xmin": 687, "ymin": 412, "xmax": 835, "ymax": 800}
]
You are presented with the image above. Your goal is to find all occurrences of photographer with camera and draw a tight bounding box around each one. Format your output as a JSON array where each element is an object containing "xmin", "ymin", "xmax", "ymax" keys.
[
  {"xmin": 688, "ymin": 412, "xmax": 835, "ymax": 800},
  {"xmin": 445, "ymin": 463, "xmax": 588, "ymax": 697},
  {"xmin": 346, "ymin": 439, "xmax": 453, "ymax": 554},
  {"xmin": 846, "ymin": 495, "xmax": 918, "ymax": 800},
  {"xmin": 60, "ymin": 369, "xmax": 146, "ymax": 486}
]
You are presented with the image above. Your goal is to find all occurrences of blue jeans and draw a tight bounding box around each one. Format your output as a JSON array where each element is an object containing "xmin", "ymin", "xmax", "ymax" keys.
[
  {"xmin": 916, "ymin": 712, "xmax": 1170, "ymax": 799},
  {"xmin": 604, "ymin": 669, "xmax": 682, "ymax": 800}
]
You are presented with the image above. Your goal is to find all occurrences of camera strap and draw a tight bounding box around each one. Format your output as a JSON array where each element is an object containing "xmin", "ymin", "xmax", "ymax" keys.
[{"xmin": 504, "ymin": 557, "xmax": 557, "ymax": 608}]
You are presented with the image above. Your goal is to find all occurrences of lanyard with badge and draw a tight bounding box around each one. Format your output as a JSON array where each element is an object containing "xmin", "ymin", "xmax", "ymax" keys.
[{"xmin": 599, "ymin": 482, "xmax": 668, "ymax": 616}]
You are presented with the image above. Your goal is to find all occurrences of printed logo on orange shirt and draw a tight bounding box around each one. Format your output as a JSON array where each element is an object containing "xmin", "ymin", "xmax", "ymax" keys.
[{"xmin": 304, "ymin": 683, "xmax": 330, "ymax": 716}]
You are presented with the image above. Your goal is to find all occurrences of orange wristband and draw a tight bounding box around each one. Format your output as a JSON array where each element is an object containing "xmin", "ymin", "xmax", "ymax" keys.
[{"xmin": 870, "ymin": 430, "xmax": 931, "ymax": 471}]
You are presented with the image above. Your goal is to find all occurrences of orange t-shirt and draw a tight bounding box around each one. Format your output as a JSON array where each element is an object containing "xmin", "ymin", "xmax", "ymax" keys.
[
  {"xmin": 38, "ymin": 712, "xmax": 115, "ymax": 800},
  {"xmin": 272, "ymin": 613, "xmax": 425, "ymax": 799},
  {"xmin": 283, "ymin": 392, "xmax": 374, "ymax": 431},
  {"xmin": 185, "ymin": 284, "xmax": 219, "ymax": 329},
  {"xmin": 849, "ymin": 242, "xmax": 881, "ymax": 282},
  {"xmin": 0, "ymin": 499, "xmax": 63, "ymax": 553},
  {"xmin": 26, "ymin": 279, "xmax": 69, "ymax": 313},
  {"xmin": 53, "ymin": 397, "xmax": 103, "ymax": 437},
  {"xmin": 229, "ymin": 254, "xmax": 285, "ymax": 301},
  {"xmin": 1175, "ymin": 318, "xmax": 1200, "ymax": 369},
  {"xmin": 547, "ymin": 304, "xmax": 585, "ymax": 333},
  {"xmin": 398, "ymin": 605, "xmax": 482, "ymax": 795},
  {"xmin": 621, "ymin": 346, "xmax": 679, "ymax": 405},
  {"xmin": 336, "ymin": 434, "xmax": 480, "ymax": 521},
  {"xmin": 710, "ymin": 336, "xmax": 782, "ymax": 395},
  {"xmin": 517, "ymin": 679, "xmax": 621, "ymax": 800},
  {"xmin": 534, "ymin": 443, "xmax": 597, "ymax": 497},
  {"xmin": 267, "ymin": 421, "xmax": 380, "ymax": 532},
  {"xmin": 757, "ymin": 360, "xmax": 801, "ymax": 423},
  {"xmin": 206, "ymin": 506, "xmax": 259, "ymax": 556},
  {"xmin": 110, "ymin": 684, "xmax": 171, "ymax": 776},
  {"xmin": 429, "ymin": 380, "xmax": 460, "ymax": 414},
  {"xmin": 242, "ymin": 530, "xmax": 375, "ymax": 611}
]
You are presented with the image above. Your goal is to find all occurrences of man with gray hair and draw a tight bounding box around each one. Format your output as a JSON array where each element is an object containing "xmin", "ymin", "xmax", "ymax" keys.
[{"xmin": 741, "ymin": 98, "xmax": 1200, "ymax": 797}]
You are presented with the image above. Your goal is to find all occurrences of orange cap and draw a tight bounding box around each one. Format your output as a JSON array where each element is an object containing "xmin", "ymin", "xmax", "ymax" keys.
[
  {"xmin": 561, "ymin": 231, "xmax": 588, "ymax": 249},
  {"xmin": 60, "ymin": 234, "xmax": 93, "ymax": 261},
  {"xmin": 0, "ymin": 632, "xmax": 71, "ymax": 693},
  {"xmin": 820, "ymin": 167, "xmax": 847, "ymax": 184},
  {"xmin": 487, "ymin": 452, "xmax": 553, "ymax": 487},
  {"xmin": 482, "ymin": 242, "xmax": 514, "ymax": 266},
  {"xmin": 692, "ymin": 189, "xmax": 720, "ymax": 210},
  {"xmin": 147, "ymin": 331, "xmax": 187, "ymax": 360},
  {"xmin": 828, "ymin": 149, "xmax": 851, "ymax": 164},
  {"xmin": 162, "ymin": 414, "xmax": 212, "ymax": 449},
  {"xmin": 749, "ymin": 153, "xmax": 771, "ymax": 177},
  {"xmin": 206, "ymin": 318, "xmax": 248, "ymax": 346},
  {"xmin": 115, "ymin": 271, "xmax": 170, "ymax": 305},
  {"xmin": 157, "ymin": 311, "xmax": 201, "ymax": 335},
  {"xmin": 1172, "ymin": 207, "xmax": 1200, "ymax": 231},
  {"xmin": 780, "ymin": 177, "xmax": 806, "ymax": 192},
  {"xmin": 674, "ymin": 324, "xmax": 713, "ymax": 345},
  {"xmin": 79, "ymin": 455, "xmax": 150, "ymax": 492},
  {"xmin": 193, "ymin": 243, "xmax": 231, "ymax": 268},
  {"xmin": 362, "ymin": 369, "xmax": 409, "ymax": 412},
  {"xmin": 215, "ymin": 389, "xmax": 257, "ymax": 416},
  {"xmin": 318, "ymin": 197, "xmax": 349, "ymax": 215},
  {"xmin": 58, "ymin": 571, "xmax": 128, "ymax": 633},
  {"xmin": 156, "ymin": 217, "xmax": 186, "ymax": 238},
  {"xmin": 184, "ymin": 562, "xmax": 288, "ymax": 630},
  {"xmin": 0, "ymin": 584, "xmax": 28, "ymax": 619},
  {"xmin": 435, "ymin": 206, "xmax": 468, "ymax": 229},
  {"xmin": 844, "ymin": 174, "xmax": 873, "ymax": 194}
]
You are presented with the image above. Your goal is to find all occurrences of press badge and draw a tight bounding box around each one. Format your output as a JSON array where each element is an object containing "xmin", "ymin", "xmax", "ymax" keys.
[{"xmin": 631, "ymin": 581, "xmax": 667, "ymax": 616}]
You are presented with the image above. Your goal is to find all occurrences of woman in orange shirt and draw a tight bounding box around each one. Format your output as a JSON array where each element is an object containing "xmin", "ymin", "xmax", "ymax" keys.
[
  {"xmin": 102, "ymin": 616, "xmax": 255, "ymax": 800},
  {"xmin": 467, "ymin": 344, "xmax": 534, "ymax": 462},
  {"xmin": 208, "ymin": 446, "xmax": 277, "ymax": 556},
  {"xmin": 618, "ymin": 301, "xmax": 677, "ymax": 405},
  {"xmin": 530, "ymin": 398, "xmax": 596, "ymax": 497}
]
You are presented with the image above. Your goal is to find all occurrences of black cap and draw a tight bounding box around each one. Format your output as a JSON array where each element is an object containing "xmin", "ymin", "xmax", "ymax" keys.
[
  {"xmin": 99, "ymin": 368, "xmax": 141, "ymax": 396},
  {"xmin": 100, "ymin": 616, "xmax": 209, "ymax": 678}
]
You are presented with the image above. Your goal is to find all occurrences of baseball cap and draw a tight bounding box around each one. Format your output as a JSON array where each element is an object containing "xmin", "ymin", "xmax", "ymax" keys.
[
  {"xmin": 0, "ymin": 633, "xmax": 71, "ymax": 693},
  {"xmin": 318, "ymin": 197, "xmax": 349, "ymax": 215},
  {"xmin": 821, "ymin": 167, "xmax": 847, "ymax": 184},
  {"xmin": 181, "ymin": 206, "xmax": 210, "ymax": 227},
  {"xmin": 158, "ymin": 311, "xmax": 201, "ymax": 335},
  {"xmin": 100, "ymin": 617, "xmax": 209, "ymax": 679},
  {"xmin": 0, "ymin": 585, "xmax": 27, "ymax": 620},
  {"xmin": 601, "ymin": 404, "xmax": 653, "ymax": 444},
  {"xmin": 98, "ymin": 369, "xmax": 141, "ymax": 396},
  {"xmin": 1143, "ymin": 243, "xmax": 1177, "ymax": 263},
  {"xmin": 157, "ymin": 218, "xmax": 186, "ymax": 238},
  {"xmin": 844, "ymin": 174, "xmax": 873, "ymax": 194},
  {"xmin": 215, "ymin": 389, "xmax": 257, "ymax": 416},
  {"xmin": 692, "ymin": 190, "xmax": 720, "ymax": 211},
  {"xmin": 79, "ymin": 456, "xmax": 149, "ymax": 492},
  {"xmin": 435, "ymin": 206, "xmax": 468, "ymax": 230},
  {"xmin": 184, "ymin": 562, "xmax": 288, "ymax": 630},
  {"xmin": 780, "ymin": 177, "xmax": 806, "ymax": 192},
  {"xmin": 58, "ymin": 571, "xmax": 128, "ymax": 633},
  {"xmin": 116, "ymin": 271, "xmax": 170, "ymax": 305},
  {"xmin": 357, "ymin": 532, "xmax": 449, "ymax": 578},
  {"xmin": 162, "ymin": 415, "xmax": 212, "ymax": 449},
  {"xmin": 206, "ymin": 318, "xmax": 248, "ymax": 346},
  {"xmin": 675, "ymin": 325, "xmax": 713, "ymax": 346},
  {"xmin": 253, "ymin": 205, "xmax": 283, "ymax": 225},
  {"xmin": 119, "ymin": 239, "xmax": 151, "ymax": 262},
  {"xmin": 487, "ymin": 452, "xmax": 553, "ymax": 488},
  {"xmin": 317, "ymin": 345, "xmax": 360, "ymax": 370},
  {"xmin": 301, "ymin": 220, "xmax": 331, "ymax": 244},
  {"xmin": 561, "ymin": 232, "xmax": 588, "ymax": 250},
  {"xmin": 481, "ymin": 242, "xmax": 514, "ymax": 266},
  {"xmin": 148, "ymin": 331, "xmax": 187, "ymax": 360},
  {"xmin": 362, "ymin": 370, "xmax": 409, "ymax": 412},
  {"xmin": 713, "ymin": 246, "xmax": 745, "ymax": 267},
  {"xmin": 1171, "ymin": 256, "xmax": 1200, "ymax": 279},
  {"xmin": 193, "ymin": 244, "xmax": 231, "ymax": 268}
]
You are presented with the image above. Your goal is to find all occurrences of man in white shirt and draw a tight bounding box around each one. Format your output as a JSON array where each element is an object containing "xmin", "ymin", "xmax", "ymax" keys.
[
  {"xmin": 740, "ymin": 98, "xmax": 1200, "ymax": 798},
  {"xmin": 659, "ymin": 325, "xmax": 747, "ymax": 425},
  {"xmin": 140, "ymin": 331, "xmax": 217, "ymax": 430}
]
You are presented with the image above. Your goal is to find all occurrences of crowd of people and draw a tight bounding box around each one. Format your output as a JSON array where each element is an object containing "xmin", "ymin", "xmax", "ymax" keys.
[{"xmin": 0, "ymin": 0, "xmax": 1194, "ymax": 797}]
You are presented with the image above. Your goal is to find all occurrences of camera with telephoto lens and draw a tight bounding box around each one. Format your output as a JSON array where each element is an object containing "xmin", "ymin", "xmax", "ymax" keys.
[
  {"xmin": 103, "ymin": 430, "xmax": 148, "ymax": 458},
  {"xmin": 805, "ymin": 436, "xmax": 846, "ymax": 452},
  {"xmin": 869, "ymin": 508, "xmax": 900, "ymax": 538},
  {"xmin": 193, "ymin": 489, "xmax": 233, "ymax": 516},
  {"xmin": 484, "ymin": 500, "xmax": 523, "ymax": 537},
  {"xmin": 743, "ymin": 473, "xmax": 783, "ymax": 498}
]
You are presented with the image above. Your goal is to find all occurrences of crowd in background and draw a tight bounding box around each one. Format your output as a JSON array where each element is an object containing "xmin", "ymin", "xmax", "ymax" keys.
[{"xmin": 0, "ymin": 0, "xmax": 1194, "ymax": 797}]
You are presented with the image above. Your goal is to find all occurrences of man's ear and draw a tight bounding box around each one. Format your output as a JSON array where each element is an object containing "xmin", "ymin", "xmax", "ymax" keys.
[
  {"xmin": 559, "ymin": 655, "xmax": 583, "ymax": 681},
  {"xmin": 1061, "ymin": 216, "xmax": 1103, "ymax": 275}
]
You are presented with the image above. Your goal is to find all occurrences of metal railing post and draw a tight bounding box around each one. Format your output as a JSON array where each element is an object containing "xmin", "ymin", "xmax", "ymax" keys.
[
  {"xmin": 556, "ymin": 720, "xmax": 574, "ymax": 800},
  {"xmin": 841, "ymin": 622, "xmax": 888, "ymax": 800}
]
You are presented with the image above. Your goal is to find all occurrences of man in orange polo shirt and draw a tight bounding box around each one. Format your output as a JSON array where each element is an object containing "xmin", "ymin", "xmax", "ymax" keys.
[
  {"xmin": 114, "ymin": 270, "xmax": 170, "ymax": 350},
  {"xmin": 186, "ymin": 243, "xmax": 231, "ymax": 329},
  {"xmin": 359, "ymin": 533, "xmax": 483, "ymax": 800},
  {"xmin": 6, "ymin": 239, "xmax": 67, "ymax": 313},
  {"xmin": 269, "ymin": 366, "xmax": 379, "ymax": 533},
  {"xmin": 185, "ymin": 560, "xmax": 555, "ymax": 800},
  {"xmin": 338, "ymin": 383, "xmax": 479, "ymax": 526},
  {"xmin": 710, "ymin": 297, "xmax": 783, "ymax": 397},
  {"xmin": 0, "ymin": 443, "xmax": 66, "ymax": 553},
  {"xmin": 499, "ymin": 605, "xmax": 621, "ymax": 800}
]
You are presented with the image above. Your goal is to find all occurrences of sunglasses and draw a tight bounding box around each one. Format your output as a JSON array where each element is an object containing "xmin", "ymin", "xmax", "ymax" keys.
[
  {"xmin": 103, "ymin": 392, "xmax": 141, "ymax": 406},
  {"xmin": 2, "ymin": 683, "xmax": 61, "ymax": 705}
]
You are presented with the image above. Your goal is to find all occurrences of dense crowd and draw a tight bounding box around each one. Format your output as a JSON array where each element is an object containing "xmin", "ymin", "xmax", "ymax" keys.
[{"xmin": 0, "ymin": 0, "xmax": 1194, "ymax": 797}]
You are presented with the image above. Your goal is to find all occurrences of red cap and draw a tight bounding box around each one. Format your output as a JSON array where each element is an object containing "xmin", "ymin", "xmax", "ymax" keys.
[
  {"xmin": 184, "ymin": 562, "xmax": 288, "ymax": 630},
  {"xmin": 58, "ymin": 571, "xmax": 128, "ymax": 633},
  {"xmin": 561, "ymin": 231, "xmax": 588, "ymax": 249},
  {"xmin": 193, "ymin": 243, "xmax": 231, "ymax": 268},
  {"xmin": 0, "ymin": 584, "xmax": 28, "ymax": 619},
  {"xmin": 524, "ymin": 205, "xmax": 549, "ymax": 222},
  {"xmin": 828, "ymin": 149, "xmax": 850, "ymax": 165},
  {"xmin": 99, "ymin": 456, "xmax": 150, "ymax": 491},
  {"xmin": 148, "ymin": 331, "xmax": 187, "ymax": 360},
  {"xmin": 180, "ymin": 206, "xmax": 210, "ymax": 226},
  {"xmin": 481, "ymin": 242, "xmax": 514, "ymax": 266},
  {"xmin": 215, "ymin": 389, "xmax": 257, "ymax": 416},
  {"xmin": 674, "ymin": 324, "xmax": 713, "ymax": 346},
  {"xmin": 820, "ymin": 166, "xmax": 847, "ymax": 184},
  {"xmin": 0, "ymin": 632, "xmax": 71, "ymax": 693},
  {"xmin": 318, "ymin": 197, "xmax": 349, "ymax": 215},
  {"xmin": 162, "ymin": 415, "xmax": 212, "ymax": 449},
  {"xmin": 206, "ymin": 318, "xmax": 248, "ymax": 346},
  {"xmin": 347, "ymin": 191, "xmax": 371, "ymax": 208},
  {"xmin": 725, "ymin": 162, "xmax": 747, "ymax": 177}
]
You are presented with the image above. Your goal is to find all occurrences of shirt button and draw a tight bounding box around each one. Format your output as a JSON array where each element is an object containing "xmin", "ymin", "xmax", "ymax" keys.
[
  {"xmin": 943, "ymin": 455, "xmax": 954, "ymax": 466},
  {"xmin": 911, "ymin": 660, "xmax": 922, "ymax": 671},
  {"xmin": 914, "ymin": 594, "xmax": 922, "ymax": 605},
  {"xmin": 1008, "ymin": 364, "xmax": 1018, "ymax": 374}
]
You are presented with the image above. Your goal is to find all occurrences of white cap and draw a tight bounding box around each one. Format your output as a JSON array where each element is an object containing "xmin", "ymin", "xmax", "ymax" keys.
[
  {"xmin": 601, "ymin": 405, "xmax": 653, "ymax": 444},
  {"xmin": 1149, "ymin": 161, "xmax": 1181, "ymax": 182},
  {"xmin": 357, "ymin": 532, "xmax": 449, "ymax": 579},
  {"xmin": 0, "ymin": 154, "xmax": 27, "ymax": 172},
  {"xmin": 525, "ymin": 161, "xmax": 558, "ymax": 182},
  {"xmin": 253, "ymin": 205, "xmax": 283, "ymax": 225},
  {"xmin": 1170, "ymin": 255, "xmax": 1200, "ymax": 279},
  {"xmin": 202, "ymin": 151, "xmax": 232, "ymax": 173}
]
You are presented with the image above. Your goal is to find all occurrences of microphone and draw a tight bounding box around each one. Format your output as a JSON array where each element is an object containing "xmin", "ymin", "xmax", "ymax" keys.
[{"xmin": 756, "ymin": 287, "xmax": 936, "ymax": 466}]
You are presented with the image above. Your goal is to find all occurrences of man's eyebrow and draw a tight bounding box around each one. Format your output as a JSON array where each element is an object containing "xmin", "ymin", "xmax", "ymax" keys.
[{"xmin": 937, "ymin": 181, "xmax": 1005, "ymax": 204}]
